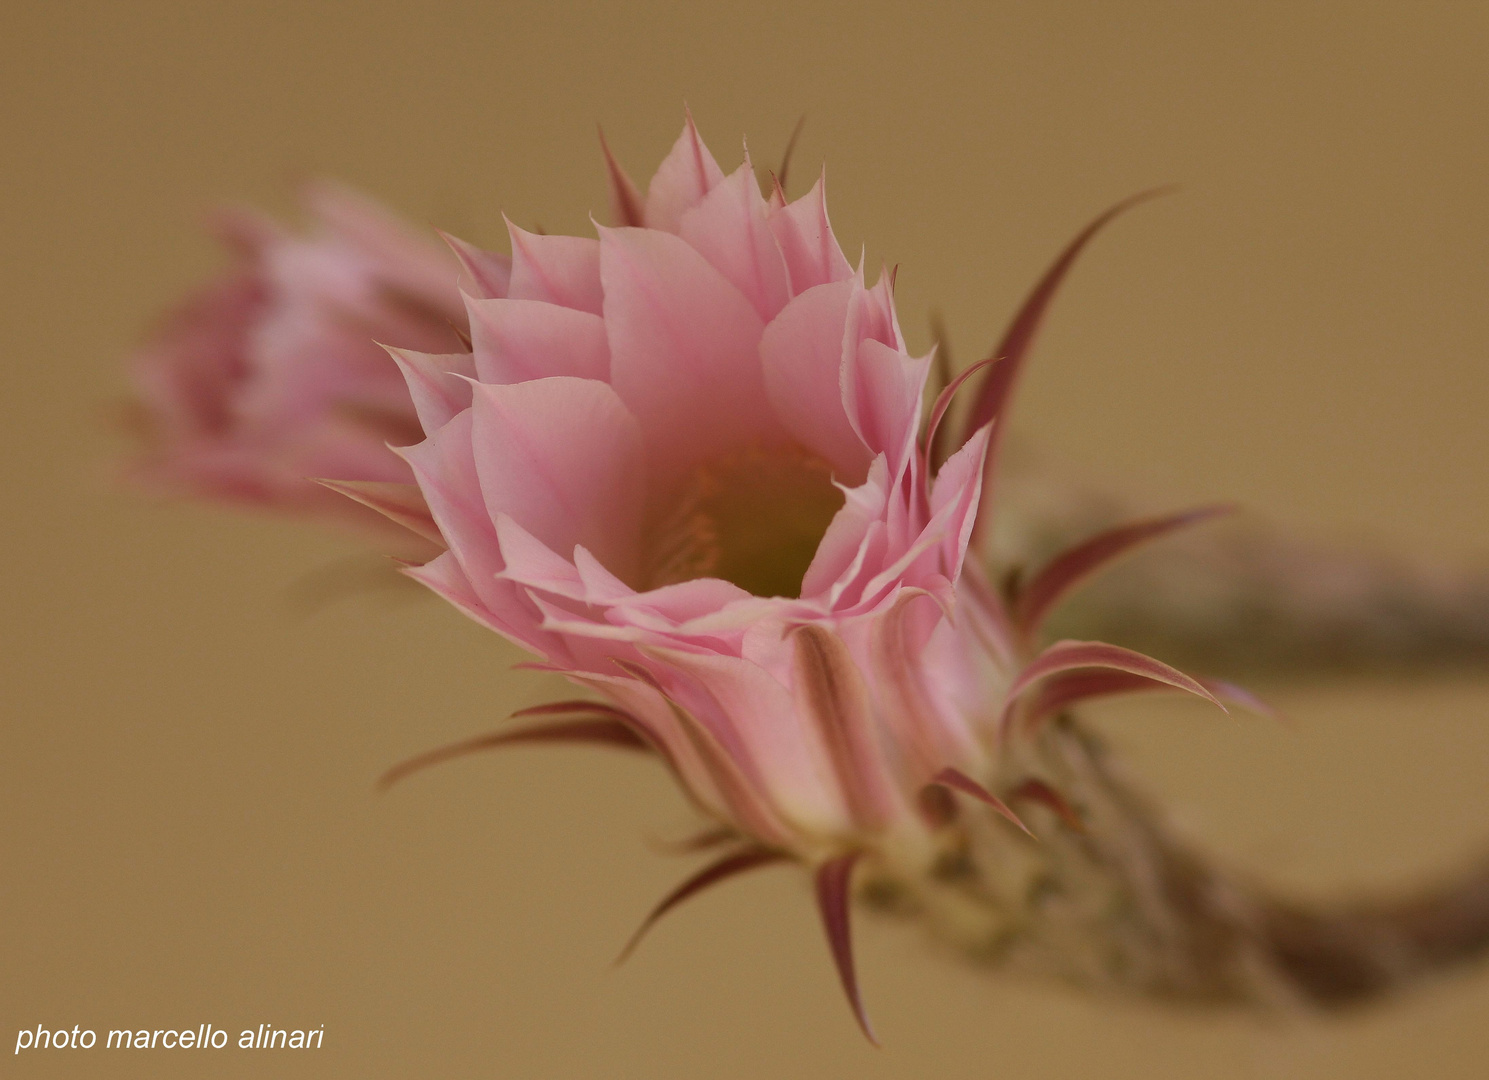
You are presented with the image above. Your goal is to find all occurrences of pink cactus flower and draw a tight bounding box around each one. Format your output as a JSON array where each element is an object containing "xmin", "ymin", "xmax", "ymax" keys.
[
  {"xmin": 127, "ymin": 181, "xmax": 486, "ymax": 555},
  {"xmin": 363, "ymin": 117, "xmax": 1244, "ymax": 1040}
]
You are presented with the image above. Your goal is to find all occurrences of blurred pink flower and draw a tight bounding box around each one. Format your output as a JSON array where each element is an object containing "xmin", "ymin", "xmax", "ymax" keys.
[
  {"xmin": 365, "ymin": 117, "xmax": 1236, "ymax": 1039},
  {"xmin": 127, "ymin": 181, "xmax": 483, "ymax": 554}
]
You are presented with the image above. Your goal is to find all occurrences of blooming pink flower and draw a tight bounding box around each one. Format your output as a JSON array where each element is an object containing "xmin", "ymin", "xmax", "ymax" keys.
[
  {"xmin": 365, "ymin": 117, "xmax": 1244, "ymax": 1039},
  {"xmin": 127, "ymin": 181, "xmax": 491, "ymax": 554}
]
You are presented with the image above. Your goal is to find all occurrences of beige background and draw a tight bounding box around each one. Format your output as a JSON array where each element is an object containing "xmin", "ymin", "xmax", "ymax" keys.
[{"xmin": 5, "ymin": 1, "xmax": 1489, "ymax": 1076}]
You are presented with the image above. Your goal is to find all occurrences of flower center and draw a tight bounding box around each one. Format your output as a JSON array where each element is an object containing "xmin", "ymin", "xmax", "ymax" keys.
[{"xmin": 643, "ymin": 445, "xmax": 845, "ymax": 598}]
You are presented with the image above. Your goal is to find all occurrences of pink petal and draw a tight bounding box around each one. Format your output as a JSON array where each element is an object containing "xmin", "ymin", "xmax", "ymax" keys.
[
  {"xmin": 611, "ymin": 661, "xmax": 795, "ymax": 847},
  {"xmin": 398, "ymin": 411, "xmax": 508, "ymax": 612},
  {"xmin": 617, "ymin": 578, "xmax": 755, "ymax": 626},
  {"xmin": 791, "ymin": 625, "xmax": 903, "ymax": 830},
  {"xmin": 492, "ymin": 514, "xmax": 591, "ymax": 602},
  {"xmin": 567, "ymin": 669, "xmax": 729, "ymax": 817},
  {"xmin": 1013, "ymin": 505, "xmax": 1235, "ymax": 639},
  {"xmin": 643, "ymin": 645, "xmax": 848, "ymax": 834},
  {"xmin": 466, "ymin": 296, "xmax": 610, "ymax": 384},
  {"xmin": 402, "ymin": 551, "xmax": 546, "ymax": 652},
  {"xmin": 440, "ymin": 231, "xmax": 513, "ymax": 300},
  {"xmin": 598, "ymin": 226, "xmax": 784, "ymax": 485},
  {"xmin": 678, "ymin": 163, "xmax": 792, "ymax": 322},
  {"xmin": 615, "ymin": 846, "xmax": 788, "ymax": 963},
  {"xmin": 926, "ymin": 423, "xmax": 993, "ymax": 585},
  {"xmin": 814, "ymin": 852, "xmax": 877, "ymax": 1045},
  {"xmin": 826, "ymin": 520, "xmax": 889, "ymax": 611},
  {"xmin": 506, "ymin": 220, "xmax": 604, "ymax": 314},
  {"xmin": 870, "ymin": 589, "xmax": 978, "ymax": 775},
  {"xmin": 386, "ymin": 347, "xmax": 476, "ymax": 432},
  {"xmin": 469, "ymin": 378, "xmax": 646, "ymax": 584},
  {"xmin": 842, "ymin": 337, "xmax": 931, "ymax": 467},
  {"xmin": 572, "ymin": 545, "xmax": 640, "ymax": 605},
  {"xmin": 644, "ymin": 113, "xmax": 726, "ymax": 233},
  {"xmin": 760, "ymin": 280, "xmax": 874, "ymax": 484},
  {"xmin": 768, "ymin": 172, "xmax": 854, "ymax": 294},
  {"xmin": 800, "ymin": 456, "xmax": 891, "ymax": 600}
]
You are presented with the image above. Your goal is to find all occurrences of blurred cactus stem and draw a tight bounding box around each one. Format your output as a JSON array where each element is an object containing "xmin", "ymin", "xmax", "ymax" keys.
[{"xmin": 862, "ymin": 716, "xmax": 1489, "ymax": 1009}]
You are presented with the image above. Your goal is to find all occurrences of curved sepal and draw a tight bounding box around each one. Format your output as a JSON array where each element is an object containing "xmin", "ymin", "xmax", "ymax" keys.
[
  {"xmin": 1000, "ymin": 639, "xmax": 1224, "ymax": 741},
  {"xmin": 1013, "ymin": 504, "xmax": 1235, "ymax": 640},
  {"xmin": 814, "ymin": 852, "xmax": 877, "ymax": 1045},
  {"xmin": 928, "ymin": 767, "xmax": 1033, "ymax": 838},
  {"xmin": 377, "ymin": 716, "xmax": 650, "ymax": 792},
  {"xmin": 615, "ymin": 846, "xmax": 787, "ymax": 964},
  {"xmin": 962, "ymin": 188, "xmax": 1175, "ymax": 543}
]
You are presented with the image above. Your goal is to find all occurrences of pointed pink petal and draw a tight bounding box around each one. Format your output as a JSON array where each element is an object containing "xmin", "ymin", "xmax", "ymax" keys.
[
  {"xmin": 398, "ymin": 411, "xmax": 509, "ymax": 612},
  {"xmin": 506, "ymin": 220, "xmax": 604, "ymax": 314},
  {"xmin": 842, "ymin": 337, "xmax": 932, "ymax": 466},
  {"xmin": 679, "ymin": 163, "xmax": 792, "ymax": 322},
  {"xmin": 571, "ymin": 545, "xmax": 639, "ymax": 604},
  {"xmin": 769, "ymin": 172, "xmax": 853, "ymax": 294},
  {"xmin": 377, "ymin": 718, "xmax": 651, "ymax": 791},
  {"xmin": 645, "ymin": 113, "xmax": 726, "ymax": 233},
  {"xmin": 870, "ymin": 590, "xmax": 977, "ymax": 775},
  {"xmin": 440, "ymin": 231, "xmax": 513, "ymax": 300},
  {"xmin": 1014, "ymin": 505, "xmax": 1235, "ymax": 639},
  {"xmin": 928, "ymin": 767, "xmax": 1033, "ymax": 837},
  {"xmin": 926, "ymin": 424, "xmax": 992, "ymax": 587},
  {"xmin": 402, "ymin": 551, "xmax": 542, "ymax": 649},
  {"xmin": 566, "ymin": 669, "xmax": 729, "ymax": 819},
  {"xmin": 491, "ymin": 513, "xmax": 591, "ymax": 601},
  {"xmin": 386, "ymin": 347, "xmax": 476, "ymax": 432},
  {"xmin": 619, "ymin": 578, "xmax": 754, "ymax": 625},
  {"xmin": 814, "ymin": 852, "xmax": 877, "ymax": 1045},
  {"xmin": 615, "ymin": 846, "xmax": 788, "ymax": 963},
  {"xmin": 466, "ymin": 296, "xmax": 610, "ymax": 384},
  {"xmin": 791, "ymin": 625, "xmax": 902, "ymax": 831},
  {"xmin": 999, "ymin": 639, "xmax": 1224, "ymax": 740},
  {"xmin": 963, "ymin": 189, "xmax": 1174, "ymax": 543},
  {"xmin": 469, "ymin": 377, "xmax": 646, "ymax": 583},
  {"xmin": 604, "ymin": 659, "xmax": 800, "ymax": 846},
  {"xmin": 314, "ymin": 479, "xmax": 444, "ymax": 548},
  {"xmin": 825, "ymin": 520, "xmax": 889, "ymax": 611},
  {"xmin": 599, "ymin": 226, "xmax": 783, "ymax": 484},
  {"xmin": 1009, "ymin": 779, "xmax": 1085, "ymax": 832},
  {"xmin": 800, "ymin": 456, "xmax": 891, "ymax": 599},
  {"xmin": 760, "ymin": 280, "xmax": 873, "ymax": 483},
  {"xmin": 642, "ymin": 645, "xmax": 847, "ymax": 834},
  {"xmin": 598, "ymin": 126, "xmax": 645, "ymax": 227}
]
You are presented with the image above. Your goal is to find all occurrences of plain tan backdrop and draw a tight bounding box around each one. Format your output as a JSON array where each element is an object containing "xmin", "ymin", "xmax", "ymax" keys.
[{"xmin": 4, "ymin": 1, "xmax": 1489, "ymax": 1076}]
